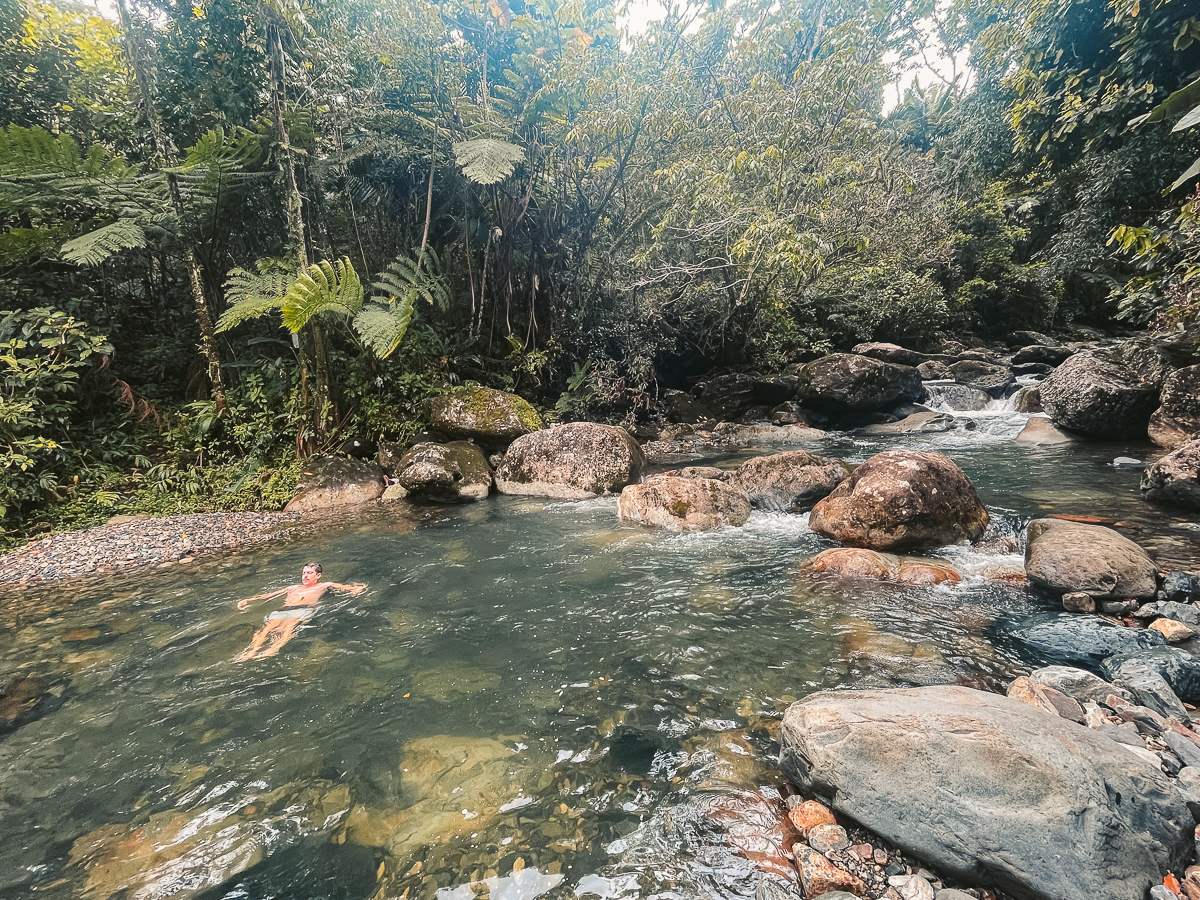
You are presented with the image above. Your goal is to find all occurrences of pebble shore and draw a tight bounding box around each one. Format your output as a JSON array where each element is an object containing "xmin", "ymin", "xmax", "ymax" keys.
[{"xmin": 0, "ymin": 511, "xmax": 306, "ymax": 587}]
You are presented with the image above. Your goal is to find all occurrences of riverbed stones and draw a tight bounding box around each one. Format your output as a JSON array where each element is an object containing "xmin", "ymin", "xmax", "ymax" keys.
[
  {"xmin": 796, "ymin": 354, "xmax": 923, "ymax": 412},
  {"xmin": 792, "ymin": 845, "xmax": 867, "ymax": 898},
  {"xmin": 1038, "ymin": 351, "xmax": 1160, "ymax": 439},
  {"xmin": 1142, "ymin": 439, "xmax": 1200, "ymax": 510},
  {"xmin": 1027, "ymin": 665, "xmax": 1134, "ymax": 706},
  {"xmin": 426, "ymin": 385, "xmax": 544, "ymax": 442},
  {"xmin": 284, "ymin": 455, "xmax": 385, "ymax": 512},
  {"xmin": 778, "ymin": 685, "xmax": 1194, "ymax": 900},
  {"xmin": 807, "ymin": 548, "xmax": 962, "ymax": 586},
  {"xmin": 1015, "ymin": 615, "xmax": 1166, "ymax": 670},
  {"xmin": 1103, "ymin": 648, "xmax": 1200, "ymax": 704},
  {"xmin": 808, "ymin": 450, "xmax": 989, "ymax": 551},
  {"xmin": 1024, "ymin": 518, "xmax": 1159, "ymax": 599},
  {"xmin": 495, "ymin": 422, "xmax": 645, "ymax": 499},
  {"xmin": 731, "ymin": 451, "xmax": 851, "ymax": 512},
  {"xmin": 393, "ymin": 441, "xmax": 492, "ymax": 502},
  {"xmin": 617, "ymin": 476, "xmax": 750, "ymax": 531}
]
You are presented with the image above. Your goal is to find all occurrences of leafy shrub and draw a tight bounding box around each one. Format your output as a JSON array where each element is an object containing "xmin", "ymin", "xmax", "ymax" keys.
[{"xmin": 798, "ymin": 265, "xmax": 954, "ymax": 350}]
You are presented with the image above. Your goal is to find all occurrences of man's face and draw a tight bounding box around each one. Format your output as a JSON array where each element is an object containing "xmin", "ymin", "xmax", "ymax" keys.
[{"xmin": 301, "ymin": 566, "xmax": 320, "ymax": 586}]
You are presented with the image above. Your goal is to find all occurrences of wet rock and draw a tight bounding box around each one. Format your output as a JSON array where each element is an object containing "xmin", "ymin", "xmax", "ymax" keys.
[
  {"xmin": 894, "ymin": 560, "xmax": 963, "ymax": 586},
  {"xmin": 1149, "ymin": 366, "xmax": 1200, "ymax": 448},
  {"xmin": 1012, "ymin": 362, "xmax": 1053, "ymax": 376},
  {"xmin": 1062, "ymin": 592, "xmax": 1095, "ymax": 613},
  {"xmin": 1010, "ymin": 330, "xmax": 1060, "ymax": 347},
  {"xmin": 806, "ymin": 549, "xmax": 962, "ymax": 586},
  {"xmin": 809, "ymin": 450, "xmax": 989, "ymax": 551},
  {"xmin": 754, "ymin": 377, "xmax": 800, "ymax": 407},
  {"xmin": 949, "ymin": 360, "xmax": 1013, "ymax": 397},
  {"xmin": 770, "ymin": 402, "xmax": 822, "ymax": 427},
  {"xmin": 1014, "ymin": 615, "xmax": 1166, "ymax": 671},
  {"xmin": 788, "ymin": 800, "xmax": 837, "ymax": 837},
  {"xmin": 284, "ymin": 456, "xmax": 385, "ymax": 513},
  {"xmin": 1103, "ymin": 648, "xmax": 1200, "ymax": 704},
  {"xmin": 0, "ymin": 674, "xmax": 47, "ymax": 730},
  {"xmin": 1011, "ymin": 385, "xmax": 1043, "ymax": 413},
  {"xmin": 1005, "ymin": 676, "xmax": 1085, "ymax": 723},
  {"xmin": 1164, "ymin": 572, "xmax": 1200, "ymax": 602},
  {"xmin": 1028, "ymin": 665, "xmax": 1133, "ymax": 706},
  {"xmin": 712, "ymin": 423, "xmax": 829, "ymax": 445},
  {"xmin": 921, "ymin": 382, "xmax": 990, "ymax": 412},
  {"xmin": 495, "ymin": 423, "xmax": 645, "ymax": 499},
  {"xmin": 1012, "ymin": 345, "xmax": 1073, "ymax": 366},
  {"xmin": 663, "ymin": 390, "xmax": 715, "ymax": 424},
  {"xmin": 779, "ymin": 685, "xmax": 1194, "ymax": 900},
  {"xmin": 860, "ymin": 413, "xmax": 973, "ymax": 435},
  {"xmin": 1142, "ymin": 438, "xmax": 1200, "ymax": 510},
  {"xmin": 426, "ymin": 385, "xmax": 544, "ymax": 442},
  {"xmin": 393, "ymin": 441, "xmax": 492, "ymax": 502},
  {"xmin": 1103, "ymin": 337, "xmax": 1182, "ymax": 390},
  {"xmin": 1014, "ymin": 417, "xmax": 1075, "ymax": 444},
  {"xmin": 731, "ymin": 451, "xmax": 851, "ymax": 512},
  {"xmin": 1024, "ymin": 518, "xmax": 1159, "ymax": 599},
  {"xmin": 1039, "ymin": 351, "xmax": 1159, "ymax": 439},
  {"xmin": 617, "ymin": 476, "xmax": 751, "ymax": 531},
  {"xmin": 917, "ymin": 361, "xmax": 953, "ymax": 380},
  {"xmin": 793, "ymin": 845, "xmax": 867, "ymax": 897},
  {"xmin": 796, "ymin": 354, "xmax": 923, "ymax": 413}
]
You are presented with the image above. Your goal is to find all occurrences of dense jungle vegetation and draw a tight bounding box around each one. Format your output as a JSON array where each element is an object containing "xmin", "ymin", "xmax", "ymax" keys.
[{"xmin": 0, "ymin": 0, "xmax": 1198, "ymax": 543}]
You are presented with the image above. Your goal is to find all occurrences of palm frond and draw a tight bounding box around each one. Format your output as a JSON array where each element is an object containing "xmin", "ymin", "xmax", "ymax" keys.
[
  {"xmin": 452, "ymin": 138, "xmax": 525, "ymax": 185},
  {"xmin": 280, "ymin": 257, "xmax": 363, "ymax": 331},
  {"xmin": 59, "ymin": 218, "xmax": 148, "ymax": 265}
]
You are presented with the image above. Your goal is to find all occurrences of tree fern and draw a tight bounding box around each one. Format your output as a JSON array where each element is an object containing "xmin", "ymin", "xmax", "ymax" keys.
[
  {"xmin": 372, "ymin": 248, "xmax": 451, "ymax": 311},
  {"xmin": 280, "ymin": 257, "xmax": 363, "ymax": 331},
  {"xmin": 59, "ymin": 218, "xmax": 148, "ymax": 265},
  {"xmin": 452, "ymin": 138, "xmax": 525, "ymax": 185}
]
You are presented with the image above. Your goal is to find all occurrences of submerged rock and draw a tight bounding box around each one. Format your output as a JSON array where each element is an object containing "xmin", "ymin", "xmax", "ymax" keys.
[
  {"xmin": 806, "ymin": 548, "xmax": 962, "ymax": 586},
  {"xmin": 426, "ymin": 385, "xmax": 543, "ymax": 442},
  {"xmin": 1014, "ymin": 615, "xmax": 1166, "ymax": 671},
  {"xmin": 495, "ymin": 422, "xmax": 645, "ymax": 499},
  {"xmin": 617, "ymin": 475, "xmax": 751, "ymax": 531},
  {"xmin": 1025, "ymin": 518, "xmax": 1159, "ymax": 599},
  {"xmin": 284, "ymin": 456, "xmax": 385, "ymax": 513},
  {"xmin": 731, "ymin": 450, "xmax": 850, "ymax": 512},
  {"xmin": 779, "ymin": 685, "xmax": 1193, "ymax": 900},
  {"xmin": 1014, "ymin": 417, "xmax": 1075, "ymax": 444},
  {"xmin": 808, "ymin": 450, "xmax": 989, "ymax": 551}
]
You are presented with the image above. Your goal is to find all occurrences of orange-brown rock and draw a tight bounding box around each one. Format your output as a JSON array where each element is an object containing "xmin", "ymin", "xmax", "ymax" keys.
[
  {"xmin": 895, "ymin": 561, "xmax": 963, "ymax": 586},
  {"xmin": 787, "ymin": 799, "xmax": 836, "ymax": 837},
  {"xmin": 809, "ymin": 450, "xmax": 989, "ymax": 550},
  {"xmin": 808, "ymin": 548, "xmax": 892, "ymax": 580},
  {"xmin": 792, "ymin": 844, "xmax": 867, "ymax": 896},
  {"xmin": 1150, "ymin": 619, "xmax": 1196, "ymax": 643},
  {"xmin": 617, "ymin": 475, "xmax": 750, "ymax": 531}
]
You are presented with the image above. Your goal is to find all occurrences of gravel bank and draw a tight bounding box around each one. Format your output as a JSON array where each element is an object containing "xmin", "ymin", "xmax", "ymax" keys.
[{"xmin": 0, "ymin": 511, "xmax": 307, "ymax": 586}]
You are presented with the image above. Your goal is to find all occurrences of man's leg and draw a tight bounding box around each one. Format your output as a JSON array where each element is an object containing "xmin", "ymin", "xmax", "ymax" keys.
[{"xmin": 258, "ymin": 619, "xmax": 301, "ymax": 658}]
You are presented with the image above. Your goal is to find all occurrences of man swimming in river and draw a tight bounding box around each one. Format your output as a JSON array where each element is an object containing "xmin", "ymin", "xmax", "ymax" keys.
[{"xmin": 234, "ymin": 563, "xmax": 365, "ymax": 661}]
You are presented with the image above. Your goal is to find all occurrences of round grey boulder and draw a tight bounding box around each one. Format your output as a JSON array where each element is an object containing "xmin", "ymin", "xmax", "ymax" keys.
[
  {"xmin": 779, "ymin": 685, "xmax": 1193, "ymax": 900},
  {"xmin": 1142, "ymin": 438, "xmax": 1200, "ymax": 510},
  {"xmin": 949, "ymin": 359, "xmax": 1014, "ymax": 397},
  {"xmin": 796, "ymin": 354, "xmax": 922, "ymax": 412},
  {"xmin": 284, "ymin": 455, "xmax": 385, "ymax": 512},
  {"xmin": 394, "ymin": 441, "xmax": 492, "ymax": 502},
  {"xmin": 1024, "ymin": 518, "xmax": 1159, "ymax": 599},
  {"xmin": 1039, "ymin": 351, "xmax": 1159, "ymax": 439},
  {"xmin": 617, "ymin": 475, "xmax": 750, "ymax": 531},
  {"xmin": 426, "ymin": 385, "xmax": 543, "ymax": 442},
  {"xmin": 496, "ymin": 422, "xmax": 645, "ymax": 499},
  {"xmin": 731, "ymin": 450, "xmax": 851, "ymax": 512}
]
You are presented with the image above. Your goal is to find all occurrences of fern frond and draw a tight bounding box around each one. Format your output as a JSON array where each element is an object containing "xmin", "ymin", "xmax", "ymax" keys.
[
  {"xmin": 0, "ymin": 126, "xmax": 84, "ymax": 177},
  {"xmin": 280, "ymin": 257, "xmax": 363, "ymax": 331},
  {"xmin": 353, "ymin": 295, "xmax": 415, "ymax": 359},
  {"xmin": 371, "ymin": 248, "xmax": 451, "ymax": 312},
  {"xmin": 0, "ymin": 225, "xmax": 74, "ymax": 264},
  {"xmin": 216, "ymin": 259, "xmax": 294, "ymax": 332},
  {"xmin": 452, "ymin": 138, "xmax": 525, "ymax": 185},
  {"xmin": 59, "ymin": 218, "xmax": 148, "ymax": 265}
]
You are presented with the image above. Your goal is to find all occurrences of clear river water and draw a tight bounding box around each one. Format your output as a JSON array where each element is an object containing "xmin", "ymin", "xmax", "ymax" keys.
[{"xmin": 3, "ymin": 409, "xmax": 1199, "ymax": 900}]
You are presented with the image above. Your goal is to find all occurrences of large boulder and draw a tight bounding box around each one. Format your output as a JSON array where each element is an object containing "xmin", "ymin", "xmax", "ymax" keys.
[
  {"xmin": 284, "ymin": 455, "xmax": 385, "ymax": 512},
  {"xmin": 795, "ymin": 354, "xmax": 922, "ymax": 412},
  {"xmin": 692, "ymin": 373, "xmax": 759, "ymax": 421},
  {"xmin": 1024, "ymin": 518, "xmax": 1159, "ymax": 599},
  {"xmin": 779, "ymin": 685, "xmax": 1193, "ymax": 900},
  {"xmin": 849, "ymin": 342, "xmax": 928, "ymax": 367},
  {"xmin": 1142, "ymin": 438, "xmax": 1200, "ymax": 509},
  {"xmin": 495, "ymin": 423, "xmax": 645, "ymax": 499},
  {"xmin": 617, "ymin": 476, "xmax": 750, "ymax": 531},
  {"xmin": 1148, "ymin": 365, "xmax": 1200, "ymax": 449},
  {"xmin": 808, "ymin": 450, "xmax": 989, "ymax": 550},
  {"xmin": 1038, "ymin": 352, "xmax": 1159, "ymax": 439},
  {"xmin": 949, "ymin": 360, "xmax": 1014, "ymax": 397},
  {"xmin": 730, "ymin": 450, "xmax": 851, "ymax": 512},
  {"xmin": 661, "ymin": 390, "xmax": 714, "ymax": 425},
  {"xmin": 1013, "ymin": 615, "xmax": 1166, "ymax": 671},
  {"xmin": 426, "ymin": 385, "xmax": 543, "ymax": 443},
  {"xmin": 1103, "ymin": 337, "xmax": 1180, "ymax": 390},
  {"xmin": 393, "ymin": 441, "xmax": 492, "ymax": 502},
  {"xmin": 1011, "ymin": 345, "xmax": 1073, "ymax": 366}
]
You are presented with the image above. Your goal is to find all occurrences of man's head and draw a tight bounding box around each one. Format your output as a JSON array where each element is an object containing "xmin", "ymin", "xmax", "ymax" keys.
[{"xmin": 301, "ymin": 563, "xmax": 322, "ymax": 585}]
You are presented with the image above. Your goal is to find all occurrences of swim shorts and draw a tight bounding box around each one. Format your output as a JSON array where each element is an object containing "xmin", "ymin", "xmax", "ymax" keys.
[{"xmin": 266, "ymin": 607, "xmax": 316, "ymax": 623}]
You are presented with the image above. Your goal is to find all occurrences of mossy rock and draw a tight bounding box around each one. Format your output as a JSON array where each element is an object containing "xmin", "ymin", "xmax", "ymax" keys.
[
  {"xmin": 426, "ymin": 386, "xmax": 543, "ymax": 442},
  {"xmin": 395, "ymin": 441, "xmax": 492, "ymax": 503}
]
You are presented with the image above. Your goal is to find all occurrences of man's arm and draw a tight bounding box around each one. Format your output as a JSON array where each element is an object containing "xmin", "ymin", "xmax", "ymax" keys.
[
  {"xmin": 237, "ymin": 587, "xmax": 288, "ymax": 610},
  {"xmin": 325, "ymin": 581, "xmax": 367, "ymax": 597}
]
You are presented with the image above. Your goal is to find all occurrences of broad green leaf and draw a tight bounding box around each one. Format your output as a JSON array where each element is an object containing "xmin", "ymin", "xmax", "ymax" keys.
[
  {"xmin": 1129, "ymin": 75, "xmax": 1200, "ymax": 127},
  {"xmin": 1170, "ymin": 156, "xmax": 1200, "ymax": 192}
]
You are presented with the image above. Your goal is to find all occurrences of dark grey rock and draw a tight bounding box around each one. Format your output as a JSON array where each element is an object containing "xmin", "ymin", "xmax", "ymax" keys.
[
  {"xmin": 1014, "ymin": 615, "xmax": 1166, "ymax": 672},
  {"xmin": 1142, "ymin": 438, "xmax": 1200, "ymax": 510},
  {"xmin": 1039, "ymin": 351, "xmax": 1159, "ymax": 439},
  {"xmin": 1012, "ymin": 363, "xmax": 1053, "ymax": 376},
  {"xmin": 780, "ymin": 685, "xmax": 1194, "ymax": 900},
  {"xmin": 922, "ymin": 382, "xmax": 991, "ymax": 412},
  {"xmin": 1103, "ymin": 648, "xmax": 1200, "ymax": 704},
  {"xmin": 796, "ymin": 354, "xmax": 923, "ymax": 412},
  {"xmin": 1166, "ymin": 732, "xmax": 1200, "ymax": 769},
  {"xmin": 1164, "ymin": 572, "xmax": 1200, "ymax": 603},
  {"xmin": 1107, "ymin": 660, "xmax": 1190, "ymax": 722},
  {"xmin": 1012, "ymin": 345, "xmax": 1073, "ymax": 366},
  {"xmin": 663, "ymin": 390, "xmax": 714, "ymax": 424},
  {"xmin": 949, "ymin": 360, "xmax": 1014, "ymax": 397},
  {"xmin": 692, "ymin": 373, "xmax": 761, "ymax": 421},
  {"xmin": 1010, "ymin": 330, "xmax": 1060, "ymax": 347},
  {"xmin": 1158, "ymin": 601, "xmax": 1200, "ymax": 627}
]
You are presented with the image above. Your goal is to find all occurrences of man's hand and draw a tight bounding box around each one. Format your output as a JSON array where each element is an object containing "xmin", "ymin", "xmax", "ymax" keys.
[
  {"xmin": 351, "ymin": 583, "xmax": 366, "ymax": 596},
  {"xmin": 237, "ymin": 598, "xmax": 252, "ymax": 610}
]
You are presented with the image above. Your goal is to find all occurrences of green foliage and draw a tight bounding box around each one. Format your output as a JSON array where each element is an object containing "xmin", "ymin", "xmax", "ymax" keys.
[
  {"xmin": 218, "ymin": 258, "xmax": 295, "ymax": 331},
  {"xmin": 452, "ymin": 138, "xmax": 525, "ymax": 185},
  {"xmin": 801, "ymin": 266, "xmax": 955, "ymax": 350},
  {"xmin": 279, "ymin": 257, "xmax": 364, "ymax": 331}
]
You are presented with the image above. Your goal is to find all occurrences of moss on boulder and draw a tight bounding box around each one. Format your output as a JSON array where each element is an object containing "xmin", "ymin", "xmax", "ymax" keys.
[{"xmin": 426, "ymin": 385, "xmax": 543, "ymax": 443}]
